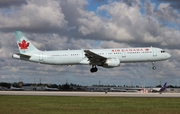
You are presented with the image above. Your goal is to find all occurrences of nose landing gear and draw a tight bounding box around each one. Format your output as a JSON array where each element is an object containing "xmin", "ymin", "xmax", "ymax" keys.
[
  {"xmin": 152, "ymin": 62, "xmax": 156, "ymax": 70},
  {"xmin": 90, "ymin": 65, "xmax": 98, "ymax": 73}
]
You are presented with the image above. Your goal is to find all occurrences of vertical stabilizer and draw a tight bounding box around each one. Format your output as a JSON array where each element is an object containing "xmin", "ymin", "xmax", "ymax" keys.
[
  {"xmin": 160, "ymin": 82, "xmax": 167, "ymax": 92},
  {"xmin": 14, "ymin": 31, "xmax": 40, "ymax": 53}
]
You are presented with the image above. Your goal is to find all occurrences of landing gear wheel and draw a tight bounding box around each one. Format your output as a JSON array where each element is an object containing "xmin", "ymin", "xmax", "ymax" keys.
[
  {"xmin": 94, "ymin": 67, "xmax": 98, "ymax": 72},
  {"xmin": 152, "ymin": 66, "xmax": 156, "ymax": 70},
  {"xmin": 152, "ymin": 62, "xmax": 156, "ymax": 70},
  {"xmin": 90, "ymin": 65, "xmax": 98, "ymax": 73},
  {"xmin": 90, "ymin": 68, "xmax": 94, "ymax": 73}
]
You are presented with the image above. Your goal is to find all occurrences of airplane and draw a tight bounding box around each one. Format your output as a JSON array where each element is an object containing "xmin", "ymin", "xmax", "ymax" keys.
[
  {"xmin": 12, "ymin": 31, "xmax": 171, "ymax": 73},
  {"xmin": 151, "ymin": 82, "xmax": 167, "ymax": 94},
  {"xmin": 110, "ymin": 87, "xmax": 127, "ymax": 92},
  {"xmin": 45, "ymin": 86, "xmax": 59, "ymax": 91},
  {"xmin": 10, "ymin": 86, "xmax": 24, "ymax": 91}
]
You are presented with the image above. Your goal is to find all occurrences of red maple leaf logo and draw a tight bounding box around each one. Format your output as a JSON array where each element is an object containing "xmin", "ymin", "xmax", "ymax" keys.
[
  {"xmin": 145, "ymin": 48, "xmax": 149, "ymax": 51},
  {"xmin": 18, "ymin": 40, "xmax": 30, "ymax": 49}
]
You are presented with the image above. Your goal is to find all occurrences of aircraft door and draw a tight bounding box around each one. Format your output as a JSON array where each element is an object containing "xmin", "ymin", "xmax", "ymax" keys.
[
  {"xmin": 39, "ymin": 52, "xmax": 43, "ymax": 62},
  {"xmin": 153, "ymin": 49, "xmax": 157, "ymax": 56},
  {"xmin": 122, "ymin": 51, "xmax": 126, "ymax": 58}
]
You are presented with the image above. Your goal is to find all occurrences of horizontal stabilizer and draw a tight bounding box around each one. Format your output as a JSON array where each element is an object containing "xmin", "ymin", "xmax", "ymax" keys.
[{"xmin": 12, "ymin": 53, "xmax": 31, "ymax": 59}]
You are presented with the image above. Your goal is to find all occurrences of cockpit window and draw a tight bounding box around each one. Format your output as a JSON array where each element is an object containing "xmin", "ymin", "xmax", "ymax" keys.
[{"xmin": 161, "ymin": 50, "xmax": 165, "ymax": 53}]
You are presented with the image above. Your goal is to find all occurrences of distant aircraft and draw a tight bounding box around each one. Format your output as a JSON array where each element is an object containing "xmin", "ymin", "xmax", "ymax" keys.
[
  {"xmin": 110, "ymin": 87, "xmax": 127, "ymax": 92},
  {"xmin": 109, "ymin": 87, "xmax": 140, "ymax": 92},
  {"xmin": 12, "ymin": 31, "xmax": 171, "ymax": 73},
  {"xmin": 45, "ymin": 86, "xmax": 59, "ymax": 91},
  {"xmin": 10, "ymin": 86, "xmax": 24, "ymax": 91},
  {"xmin": 151, "ymin": 82, "xmax": 167, "ymax": 94}
]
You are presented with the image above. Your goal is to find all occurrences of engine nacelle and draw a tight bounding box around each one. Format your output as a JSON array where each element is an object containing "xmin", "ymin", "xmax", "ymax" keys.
[{"xmin": 103, "ymin": 58, "xmax": 120, "ymax": 68}]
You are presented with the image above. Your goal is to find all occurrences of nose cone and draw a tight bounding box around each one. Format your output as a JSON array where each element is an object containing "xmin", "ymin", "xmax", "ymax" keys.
[{"xmin": 166, "ymin": 53, "xmax": 171, "ymax": 59}]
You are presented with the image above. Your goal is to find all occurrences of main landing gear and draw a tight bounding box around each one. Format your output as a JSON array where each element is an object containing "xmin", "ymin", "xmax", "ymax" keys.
[
  {"xmin": 90, "ymin": 65, "xmax": 98, "ymax": 73},
  {"xmin": 152, "ymin": 61, "xmax": 156, "ymax": 70}
]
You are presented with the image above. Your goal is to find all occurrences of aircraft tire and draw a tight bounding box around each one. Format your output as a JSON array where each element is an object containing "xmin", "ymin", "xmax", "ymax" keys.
[
  {"xmin": 94, "ymin": 67, "xmax": 98, "ymax": 72},
  {"xmin": 152, "ymin": 66, "xmax": 156, "ymax": 70},
  {"xmin": 90, "ymin": 67, "xmax": 98, "ymax": 73},
  {"xmin": 90, "ymin": 68, "xmax": 94, "ymax": 73}
]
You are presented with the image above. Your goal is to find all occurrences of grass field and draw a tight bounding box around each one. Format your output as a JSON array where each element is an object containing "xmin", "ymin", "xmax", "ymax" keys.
[{"xmin": 0, "ymin": 96, "xmax": 180, "ymax": 114}]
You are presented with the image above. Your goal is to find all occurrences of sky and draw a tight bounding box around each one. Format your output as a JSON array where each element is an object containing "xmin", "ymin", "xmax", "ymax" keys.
[{"xmin": 0, "ymin": 0, "xmax": 180, "ymax": 86}]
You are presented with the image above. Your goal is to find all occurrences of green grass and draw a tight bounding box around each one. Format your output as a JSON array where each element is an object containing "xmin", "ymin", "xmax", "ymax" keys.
[{"xmin": 0, "ymin": 96, "xmax": 180, "ymax": 114}]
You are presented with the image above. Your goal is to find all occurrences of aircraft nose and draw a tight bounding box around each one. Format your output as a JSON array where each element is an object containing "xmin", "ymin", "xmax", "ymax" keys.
[{"xmin": 166, "ymin": 53, "xmax": 171, "ymax": 59}]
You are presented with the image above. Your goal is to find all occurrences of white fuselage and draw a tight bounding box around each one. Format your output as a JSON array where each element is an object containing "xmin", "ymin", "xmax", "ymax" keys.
[{"xmin": 13, "ymin": 47, "xmax": 171, "ymax": 66}]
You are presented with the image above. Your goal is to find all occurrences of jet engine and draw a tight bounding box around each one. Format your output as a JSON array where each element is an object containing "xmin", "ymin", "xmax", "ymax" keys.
[{"xmin": 103, "ymin": 58, "xmax": 120, "ymax": 68}]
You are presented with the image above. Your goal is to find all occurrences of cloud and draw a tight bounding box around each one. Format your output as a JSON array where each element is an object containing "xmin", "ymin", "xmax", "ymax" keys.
[
  {"xmin": 0, "ymin": 0, "xmax": 67, "ymax": 33},
  {"xmin": 145, "ymin": 0, "xmax": 180, "ymax": 24},
  {"xmin": 0, "ymin": 0, "xmax": 28, "ymax": 8},
  {"xmin": 0, "ymin": 0, "xmax": 180, "ymax": 86},
  {"xmin": 96, "ymin": 1, "xmax": 180, "ymax": 49},
  {"xmin": 122, "ymin": 0, "xmax": 141, "ymax": 7},
  {"xmin": 158, "ymin": 0, "xmax": 180, "ymax": 9}
]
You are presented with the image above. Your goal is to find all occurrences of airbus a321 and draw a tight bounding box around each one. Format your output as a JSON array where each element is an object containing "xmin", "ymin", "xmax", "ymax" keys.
[{"xmin": 12, "ymin": 31, "xmax": 171, "ymax": 73}]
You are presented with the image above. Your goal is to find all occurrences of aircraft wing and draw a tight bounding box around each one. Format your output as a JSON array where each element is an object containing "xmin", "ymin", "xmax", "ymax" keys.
[{"xmin": 84, "ymin": 50, "xmax": 107, "ymax": 65}]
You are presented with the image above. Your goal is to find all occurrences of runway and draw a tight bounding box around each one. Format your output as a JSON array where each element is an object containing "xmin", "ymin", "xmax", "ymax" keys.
[{"xmin": 0, "ymin": 91, "xmax": 180, "ymax": 97}]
